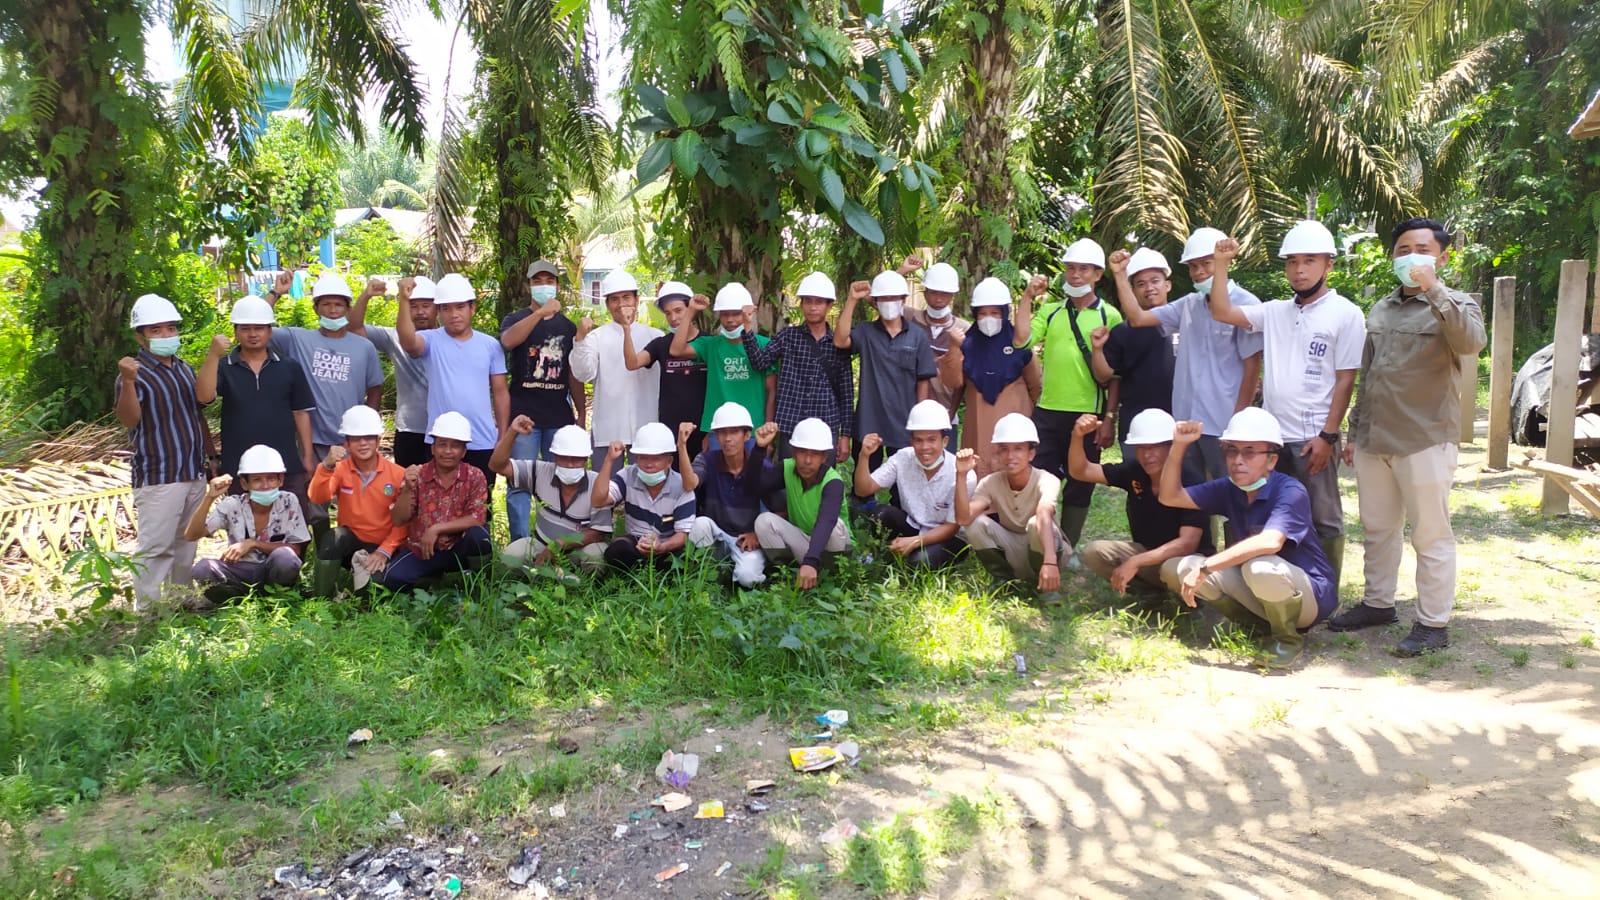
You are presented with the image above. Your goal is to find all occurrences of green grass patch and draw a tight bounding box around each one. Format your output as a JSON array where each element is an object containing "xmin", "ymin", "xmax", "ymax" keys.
[{"xmin": 838, "ymin": 790, "xmax": 1016, "ymax": 896}]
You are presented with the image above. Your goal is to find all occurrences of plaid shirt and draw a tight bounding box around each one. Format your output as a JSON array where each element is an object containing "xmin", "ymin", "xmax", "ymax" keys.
[{"xmin": 743, "ymin": 326, "xmax": 855, "ymax": 437}]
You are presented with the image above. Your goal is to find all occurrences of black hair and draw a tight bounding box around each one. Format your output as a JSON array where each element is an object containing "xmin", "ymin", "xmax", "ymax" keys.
[{"xmin": 1389, "ymin": 217, "xmax": 1451, "ymax": 252}]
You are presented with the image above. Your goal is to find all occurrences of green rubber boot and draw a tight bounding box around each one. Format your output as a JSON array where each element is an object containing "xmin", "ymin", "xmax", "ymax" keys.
[
  {"xmin": 312, "ymin": 558, "xmax": 343, "ymax": 598},
  {"xmin": 1258, "ymin": 594, "xmax": 1307, "ymax": 669},
  {"xmin": 974, "ymin": 548, "xmax": 1016, "ymax": 591},
  {"xmin": 1059, "ymin": 505, "xmax": 1090, "ymax": 548},
  {"xmin": 1320, "ymin": 535, "xmax": 1346, "ymax": 596},
  {"xmin": 1203, "ymin": 594, "xmax": 1268, "ymax": 636}
]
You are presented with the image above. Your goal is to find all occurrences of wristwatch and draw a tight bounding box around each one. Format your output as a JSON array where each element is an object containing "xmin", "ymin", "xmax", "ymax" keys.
[{"xmin": 1319, "ymin": 430, "xmax": 1340, "ymax": 444}]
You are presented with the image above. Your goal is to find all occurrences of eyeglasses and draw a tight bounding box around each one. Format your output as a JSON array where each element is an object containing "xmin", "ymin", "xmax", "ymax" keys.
[{"xmin": 1222, "ymin": 447, "xmax": 1275, "ymax": 461}]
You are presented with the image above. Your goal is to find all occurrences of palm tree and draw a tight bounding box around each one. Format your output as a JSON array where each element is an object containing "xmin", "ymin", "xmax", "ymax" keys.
[{"xmin": 339, "ymin": 129, "xmax": 432, "ymax": 210}]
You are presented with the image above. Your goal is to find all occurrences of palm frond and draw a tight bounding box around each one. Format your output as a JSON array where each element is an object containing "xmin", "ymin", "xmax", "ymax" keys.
[
  {"xmin": 1092, "ymin": 0, "xmax": 1190, "ymax": 239},
  {"xmin": 169, "ymin": 0, "xmax": 262, "ymax": 154}
]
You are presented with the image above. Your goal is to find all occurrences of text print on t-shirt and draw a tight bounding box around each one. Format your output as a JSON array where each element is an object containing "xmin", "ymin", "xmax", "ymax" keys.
[
  {"xmin": 722, "ymin": 355, "xmax": 752, "ymax": 381},
  {"xmin": 311, "ymin": 347, "xmax": 353, "ymax": 382},
  {"xmin": 1302, "ymin": 331, "xmax": 1332, "ymax": 387}
]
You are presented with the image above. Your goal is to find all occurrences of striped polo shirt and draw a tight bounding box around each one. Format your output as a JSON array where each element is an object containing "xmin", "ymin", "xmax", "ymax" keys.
[
  {"xmin": 606, "ymin": 467, "xmax": 696, "ymax": 539},
  {"xmin": 115, "ymin": 350, "xmax": 206, "ymax": 488},
  {"xmin": 509, "ymin": 459, "xmax": 614, "ymax": 544}
]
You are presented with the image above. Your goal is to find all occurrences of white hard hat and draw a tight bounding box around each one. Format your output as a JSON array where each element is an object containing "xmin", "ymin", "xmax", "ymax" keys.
[
  {"xmin": 1124, "ymin": 409, "xmax": 1176, "ymax": 446},
  {"xmin": 796, "ymin": 272, "xmax": 836, "ymax": 299},
  {"xmin": 631, "ymin": 422, "xmax": 676, "ymax": 455},
  {"xmin": 1180, "ymin": 227, "xmax": 1229, "ymax": 263},
  {"xmin": 600, "ymin": 270, "xmax": 640, "ymax": 297},
  {"xmin": 709, "ymin": 402, "xmax": 754, "ymax": 432},
  {"xmin": 1278, "ymin": 220, "xmax": 1337, "ymax": 257},
  {"xmin": 1063, "ymin": 238, "xmax": 1107, "ymax": 269},
  {"xmin": 1220, "ymin": 407, "xmax": 1284, "ymax": 446},
  {"xmin": 339, "ymin": 404, "xmax": 385, "ymax": 436},
  {"xmin": 656, "ymin": 281, "xmax": 693, "ymax": 305},
  {"xmin": 428, "ymin": 411, "xmax": 473, "ymax": 443},
  {"xmin": 434, "ymin": 273, "xmax": 475, "ymax": 304},
  {"xmin": 922, "ymin": 262, "xmax": 959, "ymax": 294},
  {"xmin": 713, "ymin": 283, "xmax": 753, "ymax": 312},
  {"xmin": 312, "ymin": 272, "xmax": 353, "ymax": 299},
  {"xmin": 990, "ymin": 412, "xmax": 1039, "ymax": 445},
  {"xmin": 970, "ymin": 277, "xmax": 1011, "ymax": 308},
  {"xmin": 789, "ymin": 417, "xmax": 834, "ymax": 452},
  {"xmin": 549, "ymin": 425, "xmax": 592, "ymax": 459},
  {"xmin": 870, "ymin": 270, "xmax": 909, "ymax": 298},
  {"xmin": 237, "ymin": 444, "xmax": 287, "ymax": 475},
  {"xmin": 1127, "ymin": 247, "xmax": 1171, "ymax": 277},
  {"xmin": 230, "ymin": 296, "xmax": 276, "ymax": 326},
  {"xmin": 905, "ymin": 399, "xmax": 952, "ymax": 433},
  {"xmin": 409, "ymin": 275, "xmax": 437, "ymax": 300},
  {"xmin": 129, "ymin": 293, "xmax": 182, "ymax": 329}
]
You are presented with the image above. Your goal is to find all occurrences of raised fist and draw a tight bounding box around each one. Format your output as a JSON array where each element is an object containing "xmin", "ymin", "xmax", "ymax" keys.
[
  {"xmin": 323, "ymin": 445, "xmax": 349, "ymax": 469},
  {"xmin": 206, "ymin": 474, "xmax": 233, "ymax": 497},
  {"xmin": 272, "ymin": 271, "xmax": 293, "ymax": 295},
  {"xmin": 607, "ymin": 440, "xmax": 626, "ymax": 461},
  {"xmin": 955, "ymin": 447, "xmax": 978, "ymax": 475},
  {"xmin": 689, "ymin": 293, "xmax": 710, "ymax": 312},
  {"xmin": 901, "ymin": 253, "xmax": 924, "ymax": 272},
  {"xmin": 118, "ymin": 356, "xmax": 142, "ymax": 380},
  {"xmin": 364, "ymin": 276, "xmax": 387, "ymax": 297},
  {"xmin": 1108, "ymin": 249, "xmax": 1130, "ymax": 275},
  {"xmin": 755, "ymin": 422, "xmax": 778, "ymax": 448},
  {"xmin": 677, "ymin": 421, "xmax": 696, "ymax": 445},
  {"xmin": 578, "ymin": 314, "xmax": 595, "ymax": 334},
  {"xmin": 1023, "ymin": 274, "xmax": 1049, "ymax": 300},
  {"xmin": 510, "ymin": 415, "xmax": 535, "ymax": 435},
  {"xmin": 398, "ymin": 276, "xmax": 415, "ymax": 300},
  {"xmin": 404, "ymin": 465, "xmax": 422, "ymax": 487},
  {"xmin": 1173, "ymin": 420, "xmax": 1204, "ymax": 445},
  {"xmin": 1073, "ymin": 414, "xmax": 1101, "ymax": 437},
  {"xmin": 209, "ymin": 334, "xmax": 232, "ymax": 356},
  {"xmin": 848, "ymin": 281, "xmax": 871, "ymax": 302},
  {"xmin": 858, "ymin": 433, "xmax": 883, "ymax": 457},
  {"xmin": 1089, "ymin": 326, "xmax": 1109, "ymax": 350},
  {"xmin": 540, "ymin": 294, "xmax": 563, "ymax": 317},
  {"xmin": 1213, "ymin": 238, "xmax": 1240, "ymax": 266}
]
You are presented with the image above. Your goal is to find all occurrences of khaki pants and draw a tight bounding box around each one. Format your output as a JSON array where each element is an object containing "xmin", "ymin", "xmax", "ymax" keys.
[
  {"xmin": 1354, "ymin": 442, "xmax": 1458, "ymax": 627},
  {"xmin": 501, "ymin": 536, "xmax": 606, "ymax": 572},
  {"xmin": 754, "ymin": 512, "xmax": 850, "ymax": 562},
  {"xmin": 1161, "ymin": 554, "xmax": 1320, "ymax": 628},
  {"xmin": 132, "ymin": 479, "xmax": 206, "ymax": 608},
  {"xmin": 966, "ymin": 515, "xmax": 1069, "ymax": 581},
  {"xmin": 1080, "ymin": 540, "xmax": 1166, "ymax": 590}
]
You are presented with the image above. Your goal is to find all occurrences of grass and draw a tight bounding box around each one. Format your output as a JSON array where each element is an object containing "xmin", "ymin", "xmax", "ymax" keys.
[{"xmin": 837, "ymin": 790, "xmax": 1015, "ymax": 896}]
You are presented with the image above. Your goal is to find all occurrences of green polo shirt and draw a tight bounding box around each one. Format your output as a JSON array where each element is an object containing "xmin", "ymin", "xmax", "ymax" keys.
[{"xmin": 1029, "ymin": 297, "xmax": 1122, "ymax": 413}]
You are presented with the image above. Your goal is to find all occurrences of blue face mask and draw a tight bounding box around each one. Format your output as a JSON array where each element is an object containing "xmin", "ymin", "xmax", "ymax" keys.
[
  {"xmin": 720, "ymin": 324, "xmax": 745, "ymax": 339},
  {"xmin": 148, "ymin": 335, "xmax": 182, "ymax": 357},
  {"xmin": 1193, "ymin": 277, "xmax": 1215, "ymax": 295},
  {"xmin": 249, "ymin": 488, "xmax": 281, "ymax": 505},
  {"xmin": 637, "ymin": 468, "xmax": 668, "ymax": 487},
  {"xmin": 1235, "ymin": 475, "xmax": 1269, "ymax": 493},
  {"xmin": 319, "ymin": 316, "xmax": 349, "ymax": 331},
  {"xmin": 530, "ymin": 285, "xmax": 558, "ymax": 303}
]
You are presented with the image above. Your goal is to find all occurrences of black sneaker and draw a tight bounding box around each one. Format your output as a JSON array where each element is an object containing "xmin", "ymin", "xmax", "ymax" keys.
[
  {"xmin": 1326, "ymin": 602, "xmax": 1399, "ymax": 632},
  {"xmin": 1394, "ymin": 623, "xmax": 1449, "ymax": 657}
]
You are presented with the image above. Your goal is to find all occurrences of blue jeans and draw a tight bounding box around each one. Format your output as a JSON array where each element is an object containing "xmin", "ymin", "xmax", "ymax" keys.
[{"xmin": 505, "ymin": 428, "xmax": 561, "ymax": 541}]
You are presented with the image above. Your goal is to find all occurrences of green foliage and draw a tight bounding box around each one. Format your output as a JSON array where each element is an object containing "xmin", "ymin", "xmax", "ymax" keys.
[
  {"xmin": 248, "ymin": 117, "xmax": 340, "ymax": 269},
  {"xmin": 337, "ymin": 218, "xmax": 422, "ymax": 278},
  {"xmin": 337, "ymin": 129, "xmax": 431, "ymax": 209}
]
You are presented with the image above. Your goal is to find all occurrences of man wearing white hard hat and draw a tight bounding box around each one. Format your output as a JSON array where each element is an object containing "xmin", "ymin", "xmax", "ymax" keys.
[
  {"xmin": 184, "ymin": 444, "xmax": 311, "ymax": 603},
  {"xmin": 592, "ymin": 422, "xmax": 696, "ymax": 570},
  {"xmin": 938, "ymin": 276, "xmax": 1047, "ymax": 478},
  {"xmin": 383, "ymin": 411, "xmax": 493, "ymax": 588},
  {"xmin": 854, "ymin": 400, "xmax": 977, "ymax": 569},
  {"xmin": 350, "ymin": 274, "xmax": 439, "ymax": 466},
  {"xmin": 741, "ymin": 272, "xmax": 854, "ymax": 460},
  {"xmin": 623, "ymin": 280, "xmax": 707, "ymax": 462},
  {"xmin": 117, "ymin": 293, "xmax": 213, "ymax": 608},
  {"xmin": 1206, "ymin": 223, "xmax": 1366, "ymax": 587},
  {"xmin": 571, "ymin": 270, "xmax": 664, "ymax": 467},
  {"xmin": 954, "ymin": 413, "xmax": 1068, "ymax": 603},
  {"xmin": 904, "ymin": 261, "xmax": 970, "ymax": 436},
  {"xmin": 308, "ymin": 405, "xmax": 409, "ymax": 594},
  {"xmin": 1093, "ymin": 248, "xmax": 1177, "ymax": 454},
  {"xmin": 682, "ymin": 404, "xmax": 780, "ymax": 587},
  {"xmin": 491, "ymin": 418, "xmax": 610, "ymax": 573},
  {"xmin": 1013, "ymin": 237, "xmax": 1122, "ymax": 549},
  {"xmin": 672, "ymin": 283, "xmax": 777, "ymax": 440},
  {"xmin": 1158, "ymin": 410, "xmax": 1337, "ymax": 669},
  {"xmin": 835, "ymin": 271, "xmax": 938, "ymax": 493},
  {"xmin": 749, "ymin": 417, "xmax": 853, "ymax": 590},
  {"xmin": 1069, "ymin": 409, "xmax": 1213, "ymax": 601}
]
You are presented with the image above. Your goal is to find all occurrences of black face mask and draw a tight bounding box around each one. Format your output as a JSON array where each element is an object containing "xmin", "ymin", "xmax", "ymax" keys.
[{"xmin": 1293, "ymin": 277, "xmax": 1326, "ymax": 303}]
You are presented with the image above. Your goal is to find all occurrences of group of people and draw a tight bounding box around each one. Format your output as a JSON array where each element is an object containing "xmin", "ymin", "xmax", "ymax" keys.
[{"xmin": 116, "ymin": 215, "xmax": 1485, "ymax": 668}]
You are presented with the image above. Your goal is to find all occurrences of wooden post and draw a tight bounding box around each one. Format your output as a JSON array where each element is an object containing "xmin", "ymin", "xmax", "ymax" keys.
[
  {"xmin": 1542, "ymin": 260, "xmax": 1591, "ymax": 514},
  {"xmin": 1457, "ymin": 292, "xmax": 1483, "ymax": 444},
  {"xmin": 1486, "ymin": 277, "xmax": 1516, "ymax": 470}
]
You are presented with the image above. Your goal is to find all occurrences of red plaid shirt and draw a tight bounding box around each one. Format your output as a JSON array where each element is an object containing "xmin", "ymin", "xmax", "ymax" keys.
[{"xmin": 407, "ymin": 462, "xmax": 487, "ymax": 552}]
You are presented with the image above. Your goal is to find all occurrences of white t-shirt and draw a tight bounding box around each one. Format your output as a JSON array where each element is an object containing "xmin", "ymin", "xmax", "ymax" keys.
[
  {"xmin": 870, "ymin": 448, "xmax": 978, "ymax": 532},
  {"xmin": 1241, "ymin": 290, "xmax": 1366, "ymax": 442},
  {"xmin": 569, "ymin": 322, "xmax": 663, "ymax": 446}
]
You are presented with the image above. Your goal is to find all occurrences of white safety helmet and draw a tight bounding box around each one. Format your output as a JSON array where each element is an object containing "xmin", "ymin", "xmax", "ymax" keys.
[
  {"xmin": 1180, "ymin": 227, "xmax": 1229, "ymax": 263},
  {"xmin": 1219, "ymin": 407, "xmax": 1284, "ymax": 447},
  {"xmin": 549, "ymin": 425, "xmax": 592, "ymax": 459},
  {"xmin": 990, "ymin": 413, "xmax": 1040, "ymax": 445},
  {"xmin": 237, "ymin": 444, "xmax": 287, "ymax": 475},
  {"xmin": 789, "ymin": 417, "xmax": 834, "ymax": 452},
  {"xmin": 129, "ymin": 293, "xmax": 182, "ymax": 329},
  {"xmin": 1062, "ymin": 238, "xmax": 1107, "ymax": 269},
  {"xmin": 709, "ymin": 402, "xmax": 754, "ymax": 432},
  {"xmin": 796, "ymin": 272, "xmax": 836, "ymax": 300},
  {"xmin": 339, "ymin": 405, "xmax": 385, "ymax": 437},
  {"xmin": 1127, "ymin": 247, "xmax": 1171, "ymax": 277},
  {"xmin": 970, "ymin": 277, "xmax": 1011, "ymax": 308},
  {"xmin": 631, "ymin": 422, "xmax": 677, "ymax": 456},
  {"xmin": 1278, "ymin": 221, "xmax": 1337, "ymax": 257},
  {"xmin": 1124, "ymin": 409, "xmax": 1176, "ymax": 446},
  {"xmin": 434, "ymin": 273, "xmax": 475, "ymax": 305},
  {"xmin": 870, "ymin": 270, "xmax": 909, "ymax": 298},
  {"xmin": 428, "ymin": 411, "xmax": 473, "ymax": 443},
  {"xmin": 713, "ymin": 283, "xmax": 753, "ymax": 312},
  {"xmin": 230, "ymin": 296, "xmax": 276, "ymax": 326},
  {"xmin": 905, "ymin": 399, "xmax": 952, "ymax": 433},
  {"xmin": 922, "ymin": 262, "xmax": 960, "ymax": 294},
  {"xmin": 600, "ymin": 270, "xmax": 640, "ymax": 298},
  {"xmin": 656, "ymin": 281, "xmax": 693, "ymax": 306},
  {"xmin": 312, "ymin": 272, "xmax": 353, "ymax": 299},
  {"xmin": 408, "ymin": 275, "xmax": 437, "ymax": 300}
]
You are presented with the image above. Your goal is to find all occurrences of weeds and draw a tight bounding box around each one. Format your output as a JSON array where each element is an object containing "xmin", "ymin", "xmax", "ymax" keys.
[{"xmin": 839, "ymin": 790, "xmax": 1015, "ymax": 896}]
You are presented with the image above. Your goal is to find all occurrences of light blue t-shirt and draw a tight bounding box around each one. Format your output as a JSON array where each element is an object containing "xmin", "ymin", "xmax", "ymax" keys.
[
  {"xmin": 1150, "ymin": 284, "xmax": 1265, "ymax": 436},
  {"xmin": 269, "ymin": 327, "xmax": 385, "ymax": 446},
  {"xmin": 419, "ymin": 328, "xmax": 507, "ymax": 451}
]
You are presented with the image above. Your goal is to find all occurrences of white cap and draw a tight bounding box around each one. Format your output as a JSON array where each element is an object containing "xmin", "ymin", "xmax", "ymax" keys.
[
  {"xmin": 790, "ymin": 417, "xmax": 834, "ymax": 452},
  {"xmin": 631, "ymin": 422, "xmax": 676, "ymax": 455},
  {"xmin": 1127, "ymin": 247, "xmax": 1171, "ymax": 277},
  {"xmin": 600, "ymin": 270, "xmax": 639, "ymax": 297},
  {"xmin": 339, "ymin": 405, "xmax": 385, "ymax": 436},
  {"xmin": 428, "ymin": 411, "xmax": 473, "ymax": 443},
  {"xmin": 871, "ymin": 271, "xmax": 909, "ymax": 298},
  {"xmin": 709, "ymin": 402, "xmax": 754, "ymax": 431},
  {"xmin": 1124, "ymin": 409, "xmax": 1176, "ymax": 446},
  {"xmin": 1279, "ymin": 221, "xmax": 1337, "ymax": 257},
  {"xmin": 713, "ymin": 283, "xmax": 753, "ymax": 312},
  {"xmin": 549, "ymin": 425, "xmax": 592, "ymax": 458},
  {"xmin": 990, "ymin": 412, "xmax": 1039, "ymax": 445},
  {"xmin": 1180, "ymin": 227, "xmax": 1229, "ymax": 263},
  {"xmin": 922, "ymin": 262, "xmax": 959, "ymax": 293},
  {"xmin": 796, "ymin": 272, "xmax": 836, "ymax": 299},
  {"xmin": 434, "ymin": 273, "xmax": 475, "ymax": 304},
  {"xmin": 409, "ymin": 275, "xmax": 437, "ymax": 300},
  {"xmin": 905, "ymin": 399, "xmax": 952, "ymax": 433},
  {"xmin": 230, "ymin": 296, "xmax": 276, "ymax": 326},
  {"xmin": 656, "ymin": 281, "xmax": 693, "ymax": 305},
  {"xmin": 130, "ymin": 293, "xmax": 181, "ymax": 329},
  {"xmin": 1063, "ymin": 238, "xmax": 1106, "ymax": 268},
  {"xmin": 1220, "ymin": 407, "xmax": 1284, "ymax": 446},
  {"xmin": 312, "ymin": 272, "xmax": 353, "ymax": 299},
  {"xmin": 238, "ymin": 444, "xmax": 287, "ymax": 475},
  {"xmin": 970, "ymin": 277, "xmax": 1011, "ymax": 308}
]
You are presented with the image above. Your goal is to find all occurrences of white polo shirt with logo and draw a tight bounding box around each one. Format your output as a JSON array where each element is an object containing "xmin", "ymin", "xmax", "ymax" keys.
[{"xmin": 1241, "ymin": 290, "xmax": 1367, "ymax": 442}]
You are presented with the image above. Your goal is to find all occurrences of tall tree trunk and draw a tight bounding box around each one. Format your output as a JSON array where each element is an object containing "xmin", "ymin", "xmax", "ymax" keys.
[
  {"xmin": 486, "ymin": 67, "xmax": 544, "ymax": 321},
  {"xmin": 947, "ymin": 5, "xmax": 1019, "ymax": 284},
  {"xmin": 692, "ymin": 181, "xmax": 779, "ymax": 330}
]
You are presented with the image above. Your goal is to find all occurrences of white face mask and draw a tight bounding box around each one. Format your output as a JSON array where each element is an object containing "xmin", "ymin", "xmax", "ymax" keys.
[
  {"xmin": 1062, "ymin": 282, "xmax": 1094, "ymax": 299},
  {"xmin": 554, "ymin": 465, "xmax": 586, "ymax": 485},
  {"xmin": 926, "ymin": 304, "xmax": 952, "ymax": 321},
  {"xmin": 1193, "ymin": 277, "xmax": 1214, "ymax": 294},
  {"xmin": 876, "ymin": 300, "xmax": 904, "ymax": 320},
  {"xmin": 976, "ymin": 316, "xmax": 1004, "ymax": 337},
  {"xmin": 637, "ymin": 468, "xmax": 668, "ymax": 487}
]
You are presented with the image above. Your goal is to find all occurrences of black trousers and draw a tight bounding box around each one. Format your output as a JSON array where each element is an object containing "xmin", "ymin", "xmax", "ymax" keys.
[
  {"xmin": 462, "ymin": 448, "xmax": 497, "ymax": 495},
  {"xmin": 320, "ymin": 526, "xmax": 378, "ymax": 567},
  {"xmin": 603, "ymin": 535, "xmax": 682, "ymax": 571},
  {"xmin": 393, "ymin": 431, "xmax": 431, "ymax": 466},
  {"xmin": 1033, "ymin": 408, "xmax": 1099, "ymax": 509},
  {"xmin": 862, "ymin": 505, "xmax": 967, "ymax": 569}
]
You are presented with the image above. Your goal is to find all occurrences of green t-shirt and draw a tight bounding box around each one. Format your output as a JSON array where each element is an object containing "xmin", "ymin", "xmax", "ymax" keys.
[
  {"xmin": 1028, "ymin": 297, "xmax": 1123, "ymax": 413},
  {"xmin": 692, "ymin": 334, "xmax": 774, "ymax": 430},
  {"xmin": 782, "ymin": 459, "xmax": 852, "ymax": 539}
]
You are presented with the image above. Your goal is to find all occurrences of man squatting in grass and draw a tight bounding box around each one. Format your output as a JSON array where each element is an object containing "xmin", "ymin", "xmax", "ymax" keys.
[
  {"xmin": 955, "ymin": 413, "xmax": 1068, "ymax": 604},
  {"xmin": 307, "ymin": 405, "xmax": 408, "ymax": 594},
  {"xmin": 185, "ymin": 444, "xmax": 309, "ymax": 603},
  {"xmin": 491, "ymin": 419, "xmax": 611, "ymax": 573},
  {"xmin": 382, "ymin": 411, "xmax": 492, "ymax": 589},
  {"xmin": 591, "ymin": 422, "xmax": 695, "ymax": 571},
  {"xmin": 682, "ymin": 403, "xmax": 780, "ymax": 588},
  {"xmin": 748, "ymin": 417, "xmax": 853, "ymax": 590},
  {"xmin": 854, "ymin": 399, "xmax": 976, "ymax": 570}
]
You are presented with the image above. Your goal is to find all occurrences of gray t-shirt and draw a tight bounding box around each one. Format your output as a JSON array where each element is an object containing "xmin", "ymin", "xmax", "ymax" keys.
[
  {"xmin": 1150, "ymin": 284, "xmax": 1265, "ymax": 436},
  {"xmin": 365, "ymin": 325, "xmax": 430, "ymax": 435},
  {"xmin": 269, "ymin": 327, "xmax": 385, "ymax": 446}
]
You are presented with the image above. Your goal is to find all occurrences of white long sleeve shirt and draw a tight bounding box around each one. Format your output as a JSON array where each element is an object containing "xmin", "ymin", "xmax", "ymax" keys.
[{"xmin": 569, "ymin": 321, "xmax": 663, "ymax": 446}]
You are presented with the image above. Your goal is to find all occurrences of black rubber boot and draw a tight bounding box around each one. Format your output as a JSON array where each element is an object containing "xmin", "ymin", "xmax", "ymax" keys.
[
  {"xmin": 1326, "ymin": 602, "xmax": 1398, "ymax": 632},
  {"xmin": 1059, "ymin": 505, "xmax": 1090, "ymax": 548},
  {"xmin": 974, "ymin": 548, "xmax": 1017, "ymax": 591}
]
